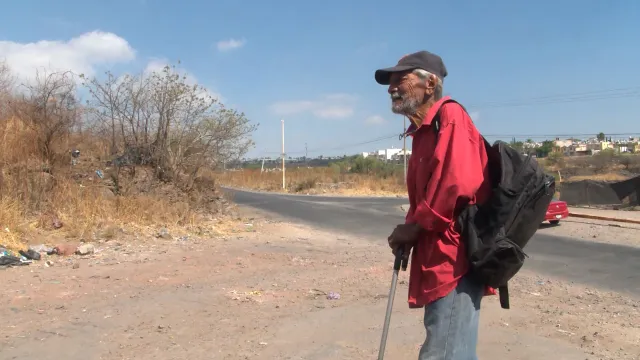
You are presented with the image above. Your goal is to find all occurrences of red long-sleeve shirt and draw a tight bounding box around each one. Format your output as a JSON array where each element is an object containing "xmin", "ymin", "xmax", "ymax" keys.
[{"xmin": 404, "ymin": 96, "xmax": 494, "ymax": 308}]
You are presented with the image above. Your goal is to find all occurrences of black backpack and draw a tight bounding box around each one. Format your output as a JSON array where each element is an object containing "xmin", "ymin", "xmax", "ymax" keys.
[{"xmin": 431, "ymin": 99, "xmax": 556, "ymax": 309}]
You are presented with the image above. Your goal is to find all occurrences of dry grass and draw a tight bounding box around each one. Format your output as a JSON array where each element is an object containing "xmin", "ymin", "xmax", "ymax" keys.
[
  {"xmin": 0, "ymin": 116, "xmax": 226, "ymax": 252},
  {"xmin": 565, "ymin": 173, "xmax": 633, "ymax": 182},
  {"xmin": 545, "ymin": 153, "xmax": 640, "ymax": 182},
  {"xmin": 218, "ymin": 152, "xmax": 640, "ymax": 199},
  {"xmin": 0, "ymin": 62, "xmax": 252, "ymax": 254},
  {"xmin": 217, "ymin": 167, "xmax": 406, "ymax": 196}
]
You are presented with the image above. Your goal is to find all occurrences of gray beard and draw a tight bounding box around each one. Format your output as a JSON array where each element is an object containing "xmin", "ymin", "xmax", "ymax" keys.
[{"xmin": 391, "ymin": 97, "xmax": 420, "ymax": 116}]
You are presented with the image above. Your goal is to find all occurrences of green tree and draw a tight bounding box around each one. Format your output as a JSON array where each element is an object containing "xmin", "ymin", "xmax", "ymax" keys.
[
  {"xmin": 509, "ymin": 137, "xmax": 524, "ymax": 153},
  {"xmin": 536, "ymin": 140, "xmax": 555, "ymax": 158},
  {"xmin": 597, "ymin": 132, "xmax": 605, "ymax": 141}
]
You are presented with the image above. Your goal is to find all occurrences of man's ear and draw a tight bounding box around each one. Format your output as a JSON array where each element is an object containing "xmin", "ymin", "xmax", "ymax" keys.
[{"xmin": 425, "ymin": 74, "xmax": 437, "ymax": 96}]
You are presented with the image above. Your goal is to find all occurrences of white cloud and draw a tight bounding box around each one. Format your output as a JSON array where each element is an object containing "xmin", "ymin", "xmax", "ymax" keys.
[
  {"xmin": 469, "ymin": 111, "xmax": 480, "ymax": 122},
  {"xmin": 314, "ymin": 106, "xmax": 354, "ymax": 119},
  {"xmin": 216, "ymin": 38, "xmax": 246, "ymax": 52},
  {"xmin": 0, "ymin": 31, "xmax": 135, "ymax": 83},
  {"xmin": 143, "ymin": 58, "xmax": 223, "ymax": 102},
  {"xmin": 270, "ymin": 94, "xmax": 358, "ymax": 120},
  {"xmin": 365, "ymin": 115, "xmax": 386, "ymax": 125},
  {"xmin": 0, "ymin": 31, "xmax": 226, "ymax": 105}
]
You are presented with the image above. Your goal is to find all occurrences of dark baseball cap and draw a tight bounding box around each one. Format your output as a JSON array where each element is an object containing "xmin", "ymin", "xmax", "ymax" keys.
[{"xmin": 375, "ymin": 50, "xmax": 448, "ymax": 85}]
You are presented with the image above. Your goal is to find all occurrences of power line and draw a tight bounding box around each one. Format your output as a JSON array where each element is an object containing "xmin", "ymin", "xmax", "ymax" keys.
[
  {"xmin": 263, "ymin": 131, "xmax": 640, "ymax": 157},
  {"xmin": 483, "ymin": 132, "xmax": 640, "ymax": 138},
  {"xmin": 467, "ymin": 87, "xmax": 640, "ymax": 109},
  {"xmin": 263, "ymin": 132, "xmax": 399, "ymax": 155},
  {"xmin": 262, "ymin": 85, "xmax": 640, "ymax": 156}
]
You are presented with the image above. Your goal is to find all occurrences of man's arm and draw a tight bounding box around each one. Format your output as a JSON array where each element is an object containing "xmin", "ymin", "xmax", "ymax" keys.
[{"xmin": 412, "ymin": 106, "xmax": 487, "ymax": 234}]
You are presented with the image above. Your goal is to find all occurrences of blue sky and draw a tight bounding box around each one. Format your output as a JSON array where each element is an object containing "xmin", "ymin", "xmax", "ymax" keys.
[{"xmin": 1, "ymin": 0, "xmax": 639, "ymax": 159}]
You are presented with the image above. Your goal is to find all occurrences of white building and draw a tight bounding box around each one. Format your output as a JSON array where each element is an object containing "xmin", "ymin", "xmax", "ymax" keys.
[
  {"xmin": 391, "ymin": 150, "xmax": 412, "ymax": 161},
  {"xmin": 362, "ymin": 147, "xmax": 410, "ymax": 161}
]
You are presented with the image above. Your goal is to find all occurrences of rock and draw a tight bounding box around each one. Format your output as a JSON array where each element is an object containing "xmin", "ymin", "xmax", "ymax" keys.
[
  {"xmin": 156, "ymin": 228, "xmax": 171, "ymax": 239},
  {"xmin": 76, "ymin": 244, "xmax": 95, "ymax": 255},
  {"xmin": 54, "ymin": 244, "xmax": 78, "ymax": 256},
  {"xmin": 326, "ymin": 291, "xmax": 341, "ymax": 300},
  {"xmin": 100, "ymin": 187, "xmax": 115, "ymax": 198}
]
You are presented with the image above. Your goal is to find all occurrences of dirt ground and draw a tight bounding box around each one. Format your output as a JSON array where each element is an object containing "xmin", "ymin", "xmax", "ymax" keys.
[
  {"xmin": 1, "ymin": 209, "xmax": 639, "ymax": 360},
  {"xmin": 537, "ymin": 217, "xmax": 640, "ymax": 248}
]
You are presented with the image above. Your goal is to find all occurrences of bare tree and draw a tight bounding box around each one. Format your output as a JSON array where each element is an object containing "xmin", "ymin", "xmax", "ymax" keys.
[
  {"xmin": 0, "ymin": 61, "xmax": 15, "ymax": 118},
  {"xmin": 148, "ymin": 64, "xmax": 257, "ymax": 183},
  {"xmin": 11, "ymin": 70, "xmax": 79, "ymax": 162},
  {"xmin": 0, "ymin": 60, "xmax": 13, "ymax": 93},
  {"xmin": 82, "ymin": 62, "xmax": 257, "ymax": 186},
  {"xmin": 82, "ymin": 72, "xmax": 128, "ymax": 154}
]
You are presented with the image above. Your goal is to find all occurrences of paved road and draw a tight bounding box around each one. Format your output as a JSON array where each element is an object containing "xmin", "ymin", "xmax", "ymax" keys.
[{"xmin": 224, "ymin": 188, "xmax": 640, "ymax": 297}]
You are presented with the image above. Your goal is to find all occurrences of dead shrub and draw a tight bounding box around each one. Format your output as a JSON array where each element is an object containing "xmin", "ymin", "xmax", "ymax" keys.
[{"xmin": 0, "ymin": 62, "xmax": 255, "ymax": 251}]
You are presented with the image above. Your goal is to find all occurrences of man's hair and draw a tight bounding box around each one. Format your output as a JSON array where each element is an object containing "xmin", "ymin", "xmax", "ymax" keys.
[{"xmin": 413, "ymin": 69, "xmax": 443, "ymax": 100}]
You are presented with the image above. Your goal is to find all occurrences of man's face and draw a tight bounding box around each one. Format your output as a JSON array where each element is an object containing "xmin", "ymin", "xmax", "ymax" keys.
[{"xmin": 388, "ymin": 71, "xmax": 425, "ymax": 116}]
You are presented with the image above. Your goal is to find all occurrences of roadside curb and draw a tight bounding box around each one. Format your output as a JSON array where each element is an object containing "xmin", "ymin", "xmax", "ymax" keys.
[{"xmin": 568, "ymin": 212, "xmax": 640, "ymax": 225}]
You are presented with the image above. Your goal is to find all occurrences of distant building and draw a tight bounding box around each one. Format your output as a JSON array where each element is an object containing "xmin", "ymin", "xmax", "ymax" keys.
[
  {"xmin": 362, "ymin": 147, "xmax": 410, "ymax": 161},
  {"xmin": 569, "ymin": 143, "xmax": 590, "ymax": 156},
  {"xmin": 391, "ymin": 150, "xmax": 412, "ymax": 161}
]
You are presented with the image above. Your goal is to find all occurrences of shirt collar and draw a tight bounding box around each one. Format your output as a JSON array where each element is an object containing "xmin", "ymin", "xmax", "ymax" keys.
[{"xmin": 403, "ymin": 95, "xmax": 451, "ymax": 137}]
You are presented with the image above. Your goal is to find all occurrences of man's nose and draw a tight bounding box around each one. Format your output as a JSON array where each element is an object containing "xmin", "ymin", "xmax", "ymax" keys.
[{"xmin": 388, "ymin": 85, "xmax": 396, "ymax": 94}]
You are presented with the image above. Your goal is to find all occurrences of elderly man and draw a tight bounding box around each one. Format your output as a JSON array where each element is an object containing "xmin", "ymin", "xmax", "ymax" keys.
[{"xmin": 375, "ymin": 51, "xmax": 493, "ymax": 359}]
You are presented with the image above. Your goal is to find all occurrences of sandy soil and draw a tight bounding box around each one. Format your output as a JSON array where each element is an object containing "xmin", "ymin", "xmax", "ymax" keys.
[{"xmin": 1, "ymin": 211, "xmax": 638, "ymax": 360}]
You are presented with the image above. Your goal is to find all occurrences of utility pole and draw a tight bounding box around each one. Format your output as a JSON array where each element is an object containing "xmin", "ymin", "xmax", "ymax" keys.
[
  {"xmin": 403, "ymin": 116, "xmax": 407, "ymax": 184},
  {"xmin": 305, "ymin": 143, "xmax": 308, "ymax": 164},
  {"xmin": 281, "ymin": 119, "xmax": 285, "ymax": 189}
]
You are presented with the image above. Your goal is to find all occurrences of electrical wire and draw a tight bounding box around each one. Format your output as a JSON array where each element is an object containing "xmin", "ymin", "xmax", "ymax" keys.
[{"xmin": 257, "ymin": 85, "xmax": 640, "ymax": 157}]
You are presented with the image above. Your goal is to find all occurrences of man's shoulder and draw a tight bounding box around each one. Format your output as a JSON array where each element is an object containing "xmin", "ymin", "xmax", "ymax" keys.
[{"xmin": 438, "ymin": 99, "xmax": 475, "ymax": 128}]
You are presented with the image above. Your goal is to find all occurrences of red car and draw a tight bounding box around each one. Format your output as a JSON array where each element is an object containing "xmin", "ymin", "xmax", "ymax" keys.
[{"xmin": 545, "ymin": 199, "xmax": 569, "ymax": 224}]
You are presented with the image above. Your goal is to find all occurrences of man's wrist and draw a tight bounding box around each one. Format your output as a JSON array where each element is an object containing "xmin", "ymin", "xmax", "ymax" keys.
[{"xmin": 412, "ymin": 222, "xmax": 425, "ymax": 235}]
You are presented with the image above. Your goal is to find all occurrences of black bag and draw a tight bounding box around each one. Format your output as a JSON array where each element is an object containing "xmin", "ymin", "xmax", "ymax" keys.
[{"xmin": 432, "ymin": 99, "xmax": 556, "ymax": 309}]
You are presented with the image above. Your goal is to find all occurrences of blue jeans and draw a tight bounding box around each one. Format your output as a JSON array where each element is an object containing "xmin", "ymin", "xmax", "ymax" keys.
[{"xmin": 418, "ymin": 275, "xmax": 484, "ymax": 360}]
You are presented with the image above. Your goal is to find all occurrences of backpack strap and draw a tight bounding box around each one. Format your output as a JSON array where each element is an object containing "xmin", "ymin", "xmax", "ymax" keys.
[
  {"xmin": 431, "ymin": 99, "xmax": 465, "ymax": 143},
  {"xmin": 499, "ymin": 285, "xmax": 510, "ymax": 309},
  {"xmin": 434, "ymin": 99, "xmax": 510, "ymax": 308},
  {"xmin": 432, "ymin": 99, "xmax": 492, "ymax": 150}
]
